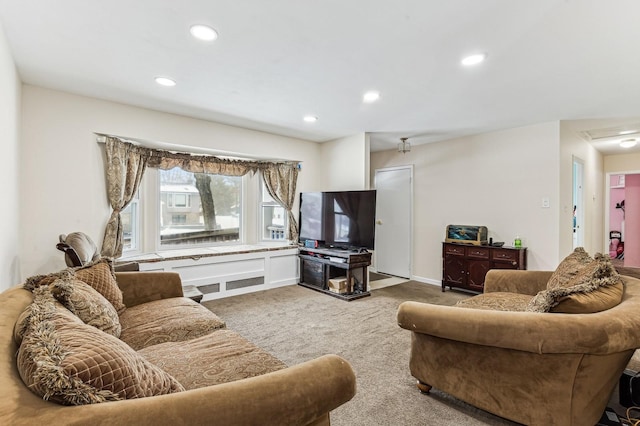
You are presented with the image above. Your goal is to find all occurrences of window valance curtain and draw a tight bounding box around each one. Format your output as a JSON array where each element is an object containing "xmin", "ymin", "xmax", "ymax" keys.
[{"xmin": 100, "ymin": 136, "xmax": 300, "ymax": 257}]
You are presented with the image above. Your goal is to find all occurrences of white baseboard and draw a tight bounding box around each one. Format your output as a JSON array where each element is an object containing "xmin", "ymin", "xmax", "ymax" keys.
[{"xmin": 410, "ymin": 275, "xmax": 441, "ymax": 287}]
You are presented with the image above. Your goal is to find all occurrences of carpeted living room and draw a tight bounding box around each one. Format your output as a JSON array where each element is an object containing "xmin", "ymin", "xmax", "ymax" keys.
[{"xmin": 2, "ymin": 2, "xmax": 640, "ymax": 426}]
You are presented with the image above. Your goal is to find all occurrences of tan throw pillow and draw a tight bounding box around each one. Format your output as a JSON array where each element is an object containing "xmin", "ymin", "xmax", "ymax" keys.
[
  {"xmin": 550, "ymin": 281, "xmax": 624, "ymax": 313},
  {"xmin": 527, "ymin": 253, "xmax": 623, "ymax": 313},
  {"xmin": 50, "ymin": 277, "xmax": 122, "ymax": 337},
  {"xmin": 74, "ymin": 258, "xmax": 126, "ymax": 314},
  {"xmin": 546, "ymin": 247, "xmax": 593, "ymax": 290},
  {"xmin": 13, "ymin": 305, "xmax": 32, "ymax": 346},
  {"xmin": 17, "ymin": 288, "xmax": 184, "ymax": 405}
]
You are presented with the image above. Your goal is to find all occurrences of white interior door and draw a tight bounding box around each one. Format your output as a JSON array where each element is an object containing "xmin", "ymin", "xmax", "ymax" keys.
[{"xmin": 374, "ymin": 166, "xmax": 412, "ymax": 278}]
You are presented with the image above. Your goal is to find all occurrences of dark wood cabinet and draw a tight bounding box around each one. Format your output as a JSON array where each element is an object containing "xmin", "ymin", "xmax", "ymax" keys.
[
  {"xmin": 442, "ymin": 242, "xmax": 527, "ymax": 292},
  {"xmin": 298, "ymin": 247, "xmax": 372, "ymax": 301}
]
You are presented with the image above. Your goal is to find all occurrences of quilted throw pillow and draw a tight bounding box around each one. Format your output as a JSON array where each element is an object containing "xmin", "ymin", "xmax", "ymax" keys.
[
  {"xmin": 50, "ymin": 277, "xmax": 122, "ymax": 337},
  {"xmin": 74, "ymin": 258, "xmax": 126, "ymax": 314},
  {"xmin": 546, "ymin": 247, "xmax": 593, "ymax": 290},
  {"xmin": 16, "ymin": 288, "xmax": 184, "ymax": 405},
  {"xmin": 24, "ymin": 259, "xmax": 126, "ymax": 314},
  {"xmin": 527, "ymin": 253, "xmax": 623, "ymax": 313}
]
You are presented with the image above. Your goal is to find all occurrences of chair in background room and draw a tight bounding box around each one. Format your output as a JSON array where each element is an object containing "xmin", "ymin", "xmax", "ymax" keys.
[
  {"xmin": 56, "ymin": 232, "xmax": 100, "ymax": 267},
  {"xmin": 56, "ymin": 232, "xmax": 139, "ymax": 271}
]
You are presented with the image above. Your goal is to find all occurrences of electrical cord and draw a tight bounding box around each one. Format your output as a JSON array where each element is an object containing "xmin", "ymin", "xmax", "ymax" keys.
[{"xmin": 621, "ymin": 406, "xmax": 639, "ymax": 426}]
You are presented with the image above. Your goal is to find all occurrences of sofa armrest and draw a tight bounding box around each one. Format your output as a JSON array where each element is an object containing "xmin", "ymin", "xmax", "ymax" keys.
[
  {"xmin": 115, "ymin": 272, "xmax": 184, "ymax": 308},
  {"xmin": 483, "ymin": 269, "xmax": 552, "ymax": 295},
  {"xmin": 397, "ymin": 297, "xmax": 640, "ymax": 355},
  {"xmin": 52, "ymin": 354, "xmax": 355, "ymax": 426}
]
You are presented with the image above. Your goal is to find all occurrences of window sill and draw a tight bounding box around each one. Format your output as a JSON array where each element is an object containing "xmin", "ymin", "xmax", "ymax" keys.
[{"xmin": 119, "ymin": 243, "xmax": 297, "ymax": 264}]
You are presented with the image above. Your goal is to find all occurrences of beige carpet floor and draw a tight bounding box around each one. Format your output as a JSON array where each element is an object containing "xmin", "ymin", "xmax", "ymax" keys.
[{"xmin": 204, "ymin": 282, "xmax": 521, "ymax": 425}]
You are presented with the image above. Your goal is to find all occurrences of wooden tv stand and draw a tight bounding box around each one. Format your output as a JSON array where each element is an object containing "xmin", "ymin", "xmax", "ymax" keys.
[{"xmin": 298, "ymin": 247, "xmax": 372, "ymax": 301}]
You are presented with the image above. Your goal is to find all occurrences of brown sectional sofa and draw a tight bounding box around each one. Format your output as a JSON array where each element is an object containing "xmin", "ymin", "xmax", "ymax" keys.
[{"xmin": 0, "ymin": 266, "xmax": 356, "ymax": 425}]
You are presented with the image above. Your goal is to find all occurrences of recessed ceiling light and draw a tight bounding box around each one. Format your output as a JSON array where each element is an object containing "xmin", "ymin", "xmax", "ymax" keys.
[
  {"xmin": 190, "ymin": 24, "xmax": 218, "ymax": 41},
  {"xmin": 619, "ymin": 130, "xmax": 636, "ymax": 135},
  {"xmin": 620, "ymin": 139, "xmax": 637, "ymax": 148},
  {"xmin": 461, "ymin": 53, "xmax": 487, "ymax": 66},
  {"xmin": 155, "ymin": 77, "xmax": 176, "ymax": 87},
  {"xmin": 363, "ymin": 91, "xmax": 380, "ymax": 103},
  {"xmin": 303, "ymin": 115, "xmax": 318, "ymax": 123}
]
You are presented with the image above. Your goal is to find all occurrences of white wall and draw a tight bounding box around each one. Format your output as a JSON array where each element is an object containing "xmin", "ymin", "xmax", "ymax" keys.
[
  {"xmin": 371, "ymin": 122, "xmax": 561, "ymax": 283},
  {"xmin": 559, "ymin": 121, "xmax": 604, "ymax": 257},
  {"xmin": 0, "ymin": 22, "xmax": 21, "ymax": 290},
  {"xmin": 604, "ymin": 152, "xmax": 640, "ymax": 174},
  {"xmin": 319, "ymin": 133, "xmax": 369, "ymax": 191},
  {"xmin": 19, "ymin": 85, "xmax": 323, "ymax": 279}
]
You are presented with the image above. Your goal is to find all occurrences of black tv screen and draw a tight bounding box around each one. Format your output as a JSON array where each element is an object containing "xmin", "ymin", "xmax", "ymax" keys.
[{"xmin": 299, "ymin": 190, "xmax": 376, "ymax": 250}]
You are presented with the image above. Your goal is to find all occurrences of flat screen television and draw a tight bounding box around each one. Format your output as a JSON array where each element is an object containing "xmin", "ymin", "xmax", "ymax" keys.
[{"xmin": 298, "ymin": 190, "xmax": 376, "ymax": 250}]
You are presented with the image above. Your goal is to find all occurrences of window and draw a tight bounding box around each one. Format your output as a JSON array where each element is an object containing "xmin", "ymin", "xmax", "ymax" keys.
[
  {"xmin": 332, "ymin": 199, "xmax": 350, "ymax": 243},
  {"xmin": 168, "ymin": 193, "xmax": 190, "ymax": 208},
  {"xmin": 121, "ymin": 191, "xmax": 140, "ymax": 252},
  {"xmin": 171, "ymin": 214, "xmax": 187, "ymax": 224},
  {"xmin": 260, "ymin": 180, "xmax": 287, "ymax": 241},
  {"xmin": 159, "ymin": 167, "xmax": 242, "ymax": 247}
]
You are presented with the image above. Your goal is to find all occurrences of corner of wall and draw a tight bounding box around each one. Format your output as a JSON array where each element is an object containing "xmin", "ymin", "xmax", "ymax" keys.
[{"xmin": 0, "ymin": 20, "xmax": 22, "ymax": 290}]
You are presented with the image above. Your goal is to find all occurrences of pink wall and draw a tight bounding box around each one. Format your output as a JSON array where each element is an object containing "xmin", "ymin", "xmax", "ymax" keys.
[{"xmin": 625, "ymin": 174, "xmax": 640, "ymax": 267}]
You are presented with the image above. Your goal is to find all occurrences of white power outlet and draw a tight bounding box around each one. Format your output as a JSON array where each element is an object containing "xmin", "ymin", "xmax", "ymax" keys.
[{"xmin": 542, "ymin": 197, "xmax": 550, "ymax": 208}]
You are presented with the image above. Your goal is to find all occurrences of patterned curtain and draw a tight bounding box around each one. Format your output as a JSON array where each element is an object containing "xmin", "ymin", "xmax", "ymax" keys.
[
  {"xmin": 101, "ymin": 137, "xmax": 149, "ymax": 258},
  {"xmin": 262, "ymin": 163, "xmax": 300, "ymax": 242},
  {"xmin": 101, "ymin": 136, "xmax": 300, "ymax": 257},
  {"xmin": 147, "ymin": 149, "xmax": 268, "ymax": 176}
]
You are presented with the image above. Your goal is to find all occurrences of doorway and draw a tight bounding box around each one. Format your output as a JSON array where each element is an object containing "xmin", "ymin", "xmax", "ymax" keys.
[
  {"xmin": 374, "ymin": 166, "xmax": 412, "ymax": 279},
  {"xmin": 572, "ymin": 157, "xmax": 584, "ymax": 249},
  {"xmin": 606, "ymin": 172, "xmax": 640, "ymax": 266}
]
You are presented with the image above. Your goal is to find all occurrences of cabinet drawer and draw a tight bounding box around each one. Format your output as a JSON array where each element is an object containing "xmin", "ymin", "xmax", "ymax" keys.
[
  {"xmin": 491, "ymin": 249, "xmax": 517, "ymax": 262},
  {"xmin": 467, "ymin": 247, "xmax": 489, "ymax": 259},
  {"xmin": 444, "ymin": 244, "xmax": 465, "ymax": 255}
]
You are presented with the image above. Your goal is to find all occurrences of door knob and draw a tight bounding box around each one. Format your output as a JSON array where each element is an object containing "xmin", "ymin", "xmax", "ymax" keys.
[{"xmin": 376, "ymin": 220, "xmax": 382, "ymax": 225}]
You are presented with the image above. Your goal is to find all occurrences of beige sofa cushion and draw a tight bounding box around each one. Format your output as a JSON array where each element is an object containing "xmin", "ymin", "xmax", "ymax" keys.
[
  {"xmin": 527, "ymin": 253, "xmax": 623, "ymax": 313},
  {"xmin": 16, "ymin": 288, "xmax": 184, "ymax": 405},
  {"xmin": 119, "ymin": 297, "xmax": 226, "ymax": 350},
  {"xmin": 50, "ymin": 278, "xmax": 121, "ymax": 337},
  {"xmin": 546, "ymin": 247, "xmax": 593, "ymax": 290},
  {"xmin": 139, "ymin": 329, "xmax": 287, "ymax": 390},
  {"xmin": 455, "ymin": 292, "xmax": 533, "ymax": 311}
]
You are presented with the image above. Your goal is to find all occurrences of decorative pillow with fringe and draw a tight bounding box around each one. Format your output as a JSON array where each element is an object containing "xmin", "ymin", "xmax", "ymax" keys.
[
  {"xmin": 50, "ymin": 277, "xmax": 122, "ymax": 337},
  {"xmin": 17, "ymin": 287, "xmax": 185, "ymax": 405},
  {"xmin": 546, "ymin": 247, "xmax": 593, "ymax": 290},
  {"xmin": 527, "ymin": 253, "xmax": 623, "ymax": 313},
  {"xmin": 24, "ymin": 259, "xmax": 126, "ymax": 315}
]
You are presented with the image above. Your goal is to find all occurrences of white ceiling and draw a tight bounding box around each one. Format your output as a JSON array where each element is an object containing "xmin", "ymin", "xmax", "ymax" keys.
[{"xmin": 1, "ymin": 0, "xmax": 640, "ymax": 153}]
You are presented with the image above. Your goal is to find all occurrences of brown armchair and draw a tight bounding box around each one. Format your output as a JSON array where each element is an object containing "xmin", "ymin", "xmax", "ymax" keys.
[
  {"xmin": 397, "ymin": 269, "xmax": 640, "ymax": 426},
  {"xmin": 56, "ymin": 232, "xmax": 139, "ymax": 271}
]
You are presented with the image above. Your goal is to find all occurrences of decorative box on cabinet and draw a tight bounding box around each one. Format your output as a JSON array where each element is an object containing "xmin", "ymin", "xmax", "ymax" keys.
[{"xmin": 442, "ymin": 242, "xmax": 527, "ymax": 292}]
